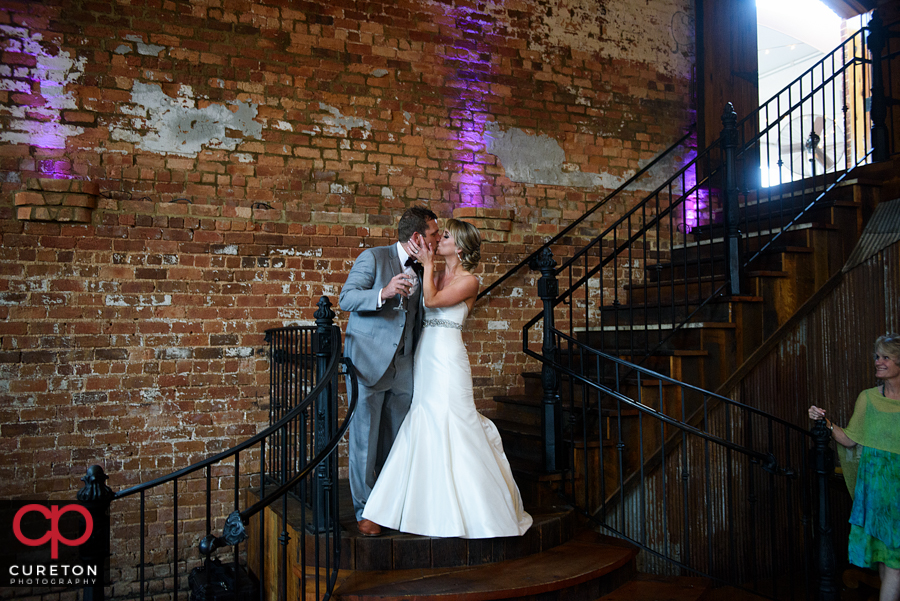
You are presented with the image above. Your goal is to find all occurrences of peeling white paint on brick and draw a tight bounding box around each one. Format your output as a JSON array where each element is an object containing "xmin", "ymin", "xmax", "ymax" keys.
[
  {"xmin": 303, "ymin": 103, "xmax": 373, "ymax": 139},
  {"xmin": 272, "ymin": 247, "xmax": 322, "ymax": 257},
  {"xmin": 213, "ymin": 245, "xmax": 239, "ymax": 255},
  {"xmin": 271, "ymin": 120, "xmax": 293, "ymax": 131},
  {"xmin": 234, "ymin": 153, "xmax": 254, "ymax": 163},
  {"xmin": 381, "ymin": 187, "xmax": 394, "ymax": 198},
  {"xmin": 0, "ymin": 25, "xmax": 86, "ymax": 148},
  {"xmin": 141, "ymin": 387, "xmax": 163, "ymax": 404},
  {"xmin": 225, "ymin": 347, "xmax": 254, "ymax": 358},
  {"xmin": 485, "ymin": 122, "xmax": 618, "ymax": 188},
  {"xmin": 330, "ymin": 183, "xmax": 350, "ymax": 194},
  {"xmin": 510, "ymin": 287, "xmax": 524, "ymax": 298},
  {"xmin": 125, "ymin": 34, "xmax": 166, "ymax": 57},
  {"xmin": 160, "ymin": 348, "xmax": 191, "ymax": 360},
  {"xmin": 105, "ymin": 294, "xmax": 173, "ymax": 307},
  {"xmin": 488, "ymin": 321, "xmax": 510, "ymax": 330},
  {"xmin": 524, "ymin": 0, "xmax": 693, "ymax": 77},
  {"xmin": 111, "ymin": 81, "xmax": 263, "ymax": 156}
]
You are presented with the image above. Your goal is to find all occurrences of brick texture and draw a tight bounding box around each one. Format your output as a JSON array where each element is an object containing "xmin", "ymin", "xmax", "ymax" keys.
[{"xmin": 0, "ymin": 0, "xmax": 694, "ymax": 597}]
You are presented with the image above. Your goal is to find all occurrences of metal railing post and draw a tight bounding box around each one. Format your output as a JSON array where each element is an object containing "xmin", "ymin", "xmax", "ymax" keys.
[
  {"xmin": 721, "ymin": 102, "xmax": 741, "ymax": 296},
  {"xmin": 867, "ymin": 10, "xmax": 888, "ymax": 163},
  {"xmin": 811, "ymin": 420, "xmax": 838, "ymax": 601},
  {"xmin": 78, "ymin": 465, "xmax": 115, "ymax": 601},
  {"xmin": 311, "ymin": 296, "xmax": 336, "ymax": 532},
  {"xmin": 529, "ymin": 248, "xmax": 563, "ymax": 472}
]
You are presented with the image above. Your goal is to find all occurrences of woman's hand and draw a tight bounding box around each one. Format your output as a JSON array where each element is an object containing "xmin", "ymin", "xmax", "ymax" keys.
[
  {"xmin": 411, "ymin": 239, "xmax": 434, "ymax": 268},
  {"xmin": 808, "ymin": 405, "xmax": 826, "ymax": 421}
]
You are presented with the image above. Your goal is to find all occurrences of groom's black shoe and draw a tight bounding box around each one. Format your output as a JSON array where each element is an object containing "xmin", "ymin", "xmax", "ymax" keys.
[{"xmin": 357, "ymin": 519, "xmax": 383, "ymax": 537}]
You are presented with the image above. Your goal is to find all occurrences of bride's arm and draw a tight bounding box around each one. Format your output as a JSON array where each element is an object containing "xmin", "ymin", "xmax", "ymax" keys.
[
  {"xmin": 416, "ymin": 244, "xmax": 479, "ymax": 308},
  {"xmin": 423, "ymin": 273, "xmax": 478, "ymax": 308}
]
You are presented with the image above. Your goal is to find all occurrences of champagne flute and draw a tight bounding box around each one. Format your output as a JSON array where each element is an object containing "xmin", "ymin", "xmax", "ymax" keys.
[{"xmin": 394, "ymin": 271, "xmax": 419, "ymax": 312}]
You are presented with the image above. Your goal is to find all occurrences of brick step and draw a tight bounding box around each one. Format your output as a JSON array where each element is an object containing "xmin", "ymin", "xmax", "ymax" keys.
[{"xmin": 331, "ymin": 529, "xmax": 638, "ymax": 601}]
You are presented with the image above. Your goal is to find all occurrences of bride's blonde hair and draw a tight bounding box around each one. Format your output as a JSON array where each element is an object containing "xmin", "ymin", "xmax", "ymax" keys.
[{"xmin": 446, "ymin": 219, "xmax": 481, "ymax": 273}]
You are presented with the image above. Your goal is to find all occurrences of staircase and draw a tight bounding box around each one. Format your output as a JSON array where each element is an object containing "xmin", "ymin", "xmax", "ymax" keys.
[
  {"xmin": 493, "ymin": 168, "xmax": 885, "ymax": 512},
  {"xmin": 488, "ymin": 11, "xmax": 900, "ymax": 592}
]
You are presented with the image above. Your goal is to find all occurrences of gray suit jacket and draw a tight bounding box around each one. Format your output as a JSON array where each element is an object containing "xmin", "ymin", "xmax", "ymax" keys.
[{"xmin": 339, "ymin": 244, "xmax": 424, "ymax": 387}]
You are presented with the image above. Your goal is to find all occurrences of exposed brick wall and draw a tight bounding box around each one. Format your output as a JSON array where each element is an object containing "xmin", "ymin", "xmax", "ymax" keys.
[{"xmin": 0, "ymin": 0, "xmax": 694, "ymax": 597}]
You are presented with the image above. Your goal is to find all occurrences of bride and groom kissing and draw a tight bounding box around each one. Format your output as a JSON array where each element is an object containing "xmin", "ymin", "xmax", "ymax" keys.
[{"xmin": 339, "ymin": 206, "xmax": 533, "ymax": 539}]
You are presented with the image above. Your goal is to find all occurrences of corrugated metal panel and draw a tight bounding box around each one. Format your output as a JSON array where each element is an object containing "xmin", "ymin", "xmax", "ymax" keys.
[{"xmin": 842, "ymin": 198, "xmax": 900, "ymax": 272}]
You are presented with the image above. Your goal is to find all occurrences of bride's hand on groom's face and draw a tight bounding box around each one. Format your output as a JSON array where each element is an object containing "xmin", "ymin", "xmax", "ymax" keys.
[{"xmin": 410, "ymin": 234, "xmax": 434, "ymax": 264}]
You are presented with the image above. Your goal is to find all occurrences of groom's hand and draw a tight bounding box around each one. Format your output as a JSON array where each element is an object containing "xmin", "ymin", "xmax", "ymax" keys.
[{"xmin": 381, "ymin": 273, "xmax": 413, "ymax": 301}]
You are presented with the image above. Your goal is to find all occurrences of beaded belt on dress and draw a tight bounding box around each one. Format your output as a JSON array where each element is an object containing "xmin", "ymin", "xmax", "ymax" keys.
[{"xmin": 423, "ymin": 318, "xmax": 463, "ymax": 330}]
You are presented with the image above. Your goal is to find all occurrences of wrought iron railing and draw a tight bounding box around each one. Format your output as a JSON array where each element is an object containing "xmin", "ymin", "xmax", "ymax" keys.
[
  {"xmin": 75, "ymin": 297, "xmax": 357, "ymax": 601},
  {"xmin": 523, "ymin": 284, "xmax": 840, "ymax": 598}
]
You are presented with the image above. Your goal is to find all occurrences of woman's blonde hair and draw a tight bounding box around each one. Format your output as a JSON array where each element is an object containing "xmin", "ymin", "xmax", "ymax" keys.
[
  {"xmin": 446, "ymin": 218, "xmax": 481, "ymax": 273},
  {"xmin": 874, "ymin": 333, "xmax": 900, "ymax": 364}
]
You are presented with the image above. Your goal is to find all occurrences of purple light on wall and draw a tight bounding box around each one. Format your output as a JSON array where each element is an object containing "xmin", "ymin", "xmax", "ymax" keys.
[
  {"xmin": 0, "ymin": 27, "xmax": 86, "ymax": 155},
  {"xmin": 672, "ymin": 152, "xmax": 706, "ymax": 234},
  {"xmin": 430, "ymin": 2, "xmax": 500, "ymax": 208}
]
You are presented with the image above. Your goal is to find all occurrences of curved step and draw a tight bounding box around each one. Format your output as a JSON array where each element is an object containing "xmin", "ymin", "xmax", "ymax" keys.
[
  {"xmin": 342, "ymin": 504, "xmax": 578, "ymax": 571},
  {"xmin": 331, "ymin": 529, "xmax": 637, "ymax": 601}
]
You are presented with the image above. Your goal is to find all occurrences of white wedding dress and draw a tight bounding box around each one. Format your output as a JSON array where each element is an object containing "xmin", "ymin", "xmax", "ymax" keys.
[{"xmin": 361, "ymin": 301, "xmax": 533, "ymax": 538}]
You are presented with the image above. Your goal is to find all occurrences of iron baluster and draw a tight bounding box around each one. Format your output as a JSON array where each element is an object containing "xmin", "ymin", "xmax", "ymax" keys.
[
  {"xmin": 811, "ymin": 419, "xmax": 838, "ymax": 601},
  {"xmin": 77, "ymin": 465, "xmax": 114, "ymax": 601},
  {"xmin": 530, "ymin": 248, "xmax": 563, "ymax": 471}
]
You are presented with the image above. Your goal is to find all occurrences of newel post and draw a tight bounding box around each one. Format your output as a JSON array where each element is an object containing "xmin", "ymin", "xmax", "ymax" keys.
[
  {"xmin": 311, "ymin": 296, "xmax": 336, "ymax": 532},
  {"xmin": 529, "ymin": 248, "xmax": 563, "ymax": 472},
  {"xmin": 811, "ymin": 420, "xmax": 838, "ymax": 601},
  {"xmin": 867, "ymin": 10, "xmax": 888, "ymax": 163},
  {"xmin": 78, "ymin": 465, "xmax": 115, "ymax": 601},
  {"xmin": 721, "ymin": 102, "xmax": 742, "ymax": 296}
]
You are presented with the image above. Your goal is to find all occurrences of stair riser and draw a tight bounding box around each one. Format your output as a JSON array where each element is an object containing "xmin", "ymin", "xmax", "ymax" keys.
[{"xmin": 598, "ymin": 301, "xmax": 735, "ymax": 325}]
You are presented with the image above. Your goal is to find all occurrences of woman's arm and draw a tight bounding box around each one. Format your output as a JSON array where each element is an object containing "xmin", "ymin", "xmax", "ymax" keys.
[
  {"xmin": 423, "ymin": 272, "xmax": 478, "ymax": 308},
  {"xmin": 808, "ymin": 405, "xmax": 857, "ymax": 448},
  {"xmin": 416, "ymin": 244, "xmax": 479, "ymax": 308}
]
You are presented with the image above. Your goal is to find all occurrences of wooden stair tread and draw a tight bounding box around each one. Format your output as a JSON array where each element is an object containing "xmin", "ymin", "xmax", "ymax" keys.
[
  {"xmin": 586, "ymin": 322, "xmax": 738, "ymax": 331},
  {"xmin": 597, "ymin": 296, "xmax": 763, "ymax": 312},
  {"xmin": 333, "ymin": 530, "xmax": 637, "ymax": 600},
  {"xmin": 618, "ymin": 349, "xmax": 708, "ymax": 357},
  {"xmin": 493, "ymin": 418, "xmax": 541, "ymax": 436},
  {"xmin": 521, "ymin": 372, "xmax": 686, "ymax": 388},
  {"xmin": 624, "ymin": 274, "xmax": 724, "ymax": 290},
  {"xmin": 676, "ymin": 221, "xmax": 838, "ymax": 248},
  {"xmin": 595, "ymin": 573, "xmax": 710, "ymax": 601},
  {"xmin": 647, "ymin": 244, "xmax": 813, "ymax": 270}
]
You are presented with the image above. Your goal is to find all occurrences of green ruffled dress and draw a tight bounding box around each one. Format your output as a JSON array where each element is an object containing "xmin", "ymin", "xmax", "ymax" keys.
[{"xmin": 838, "ymin": 388, "xmax": 900, "ymax": 570}]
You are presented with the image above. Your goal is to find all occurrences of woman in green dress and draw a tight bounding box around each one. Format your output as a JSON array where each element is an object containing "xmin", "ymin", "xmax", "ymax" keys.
[{"xmin": 809, "ymin": 333, "xmax": 900, "ymax": 601}]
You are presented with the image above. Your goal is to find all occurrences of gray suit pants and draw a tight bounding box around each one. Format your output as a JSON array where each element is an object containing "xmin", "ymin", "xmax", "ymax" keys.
[{"xmin": 348, "ymin": 349, "xmax": 414, "ymax": 521}]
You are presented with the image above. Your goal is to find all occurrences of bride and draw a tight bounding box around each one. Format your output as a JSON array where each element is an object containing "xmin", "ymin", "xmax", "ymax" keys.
[{"xmin": 361, "ymin": 218, "xmax": 533, "ymax": 538}]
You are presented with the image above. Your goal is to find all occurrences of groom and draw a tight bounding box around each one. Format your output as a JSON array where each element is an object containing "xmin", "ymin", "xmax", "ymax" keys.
[{"xmin": 339, "ymin": 205, "xmax": 440, "ymax": 536}]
